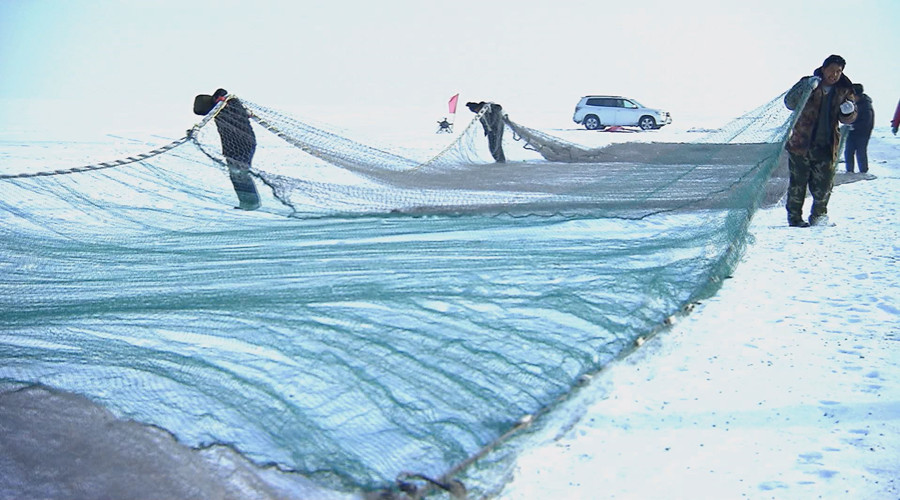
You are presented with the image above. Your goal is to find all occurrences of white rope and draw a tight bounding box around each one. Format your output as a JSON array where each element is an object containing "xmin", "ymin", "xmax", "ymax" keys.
[{"xmin": 0, "ymin": 98, "xmax": 227, "ymax": 181}]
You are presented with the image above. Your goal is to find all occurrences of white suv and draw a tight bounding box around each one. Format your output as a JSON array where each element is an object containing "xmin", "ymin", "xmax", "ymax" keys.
[{"xmin": 573, "ymin": 96, "xmax": 672, "ymax": 130}]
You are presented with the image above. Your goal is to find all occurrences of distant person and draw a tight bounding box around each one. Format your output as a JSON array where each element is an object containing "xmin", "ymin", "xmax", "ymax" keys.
[
  {"xmin": 783, "ymin": 55, "xmax": 857, "ymax": 227},
  {"xmin": 892, "ymin": 98, "xmax": 900, "ymax": 135},
  {"xmin": 466, "ymin": 101, "xmax": 506, "ymax": 163},
  {"xmin": 844, "ymin": 83, "xmax": 874, "ymax": 173},
  {"xmin": 193, "ymin": 88, "xmax": 261, "ymax": 210}
]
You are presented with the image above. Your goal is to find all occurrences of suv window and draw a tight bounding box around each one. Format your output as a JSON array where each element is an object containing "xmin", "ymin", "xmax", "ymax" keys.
[{"xmin": 585, "ymin": 97, "xmax": 621, "ymax": 107}]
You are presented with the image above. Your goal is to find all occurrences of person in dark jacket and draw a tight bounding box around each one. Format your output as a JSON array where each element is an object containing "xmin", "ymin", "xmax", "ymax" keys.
[
  {"xmin": 844, "ymin": 83, "xmax": 874, "ymax": 173},
  {"xmin": 891, "ymin": 98, "xmax": 900, "ymax": 136},
  {"xmin": 783, "ymin": 55, "xmax": 857, "ymax": 227},
  {"xmin": 193, "ymin": 88, "xmax": 261, "ymax": 210},
  {"xmin": 466, "ymin": 101, "xmax": 506, "ymax": 163}
]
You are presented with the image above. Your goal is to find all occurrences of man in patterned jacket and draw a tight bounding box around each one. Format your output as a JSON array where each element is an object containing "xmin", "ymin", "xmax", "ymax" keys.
[{"xmin": 783, "ymin": 55, "xmax": 857, "ymax": 227}]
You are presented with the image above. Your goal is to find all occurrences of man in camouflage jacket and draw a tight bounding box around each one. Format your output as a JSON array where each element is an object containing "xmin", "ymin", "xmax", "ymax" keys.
[{"xmin": 783, "ymin": 55, "xmax": 857, "ymax": 227}]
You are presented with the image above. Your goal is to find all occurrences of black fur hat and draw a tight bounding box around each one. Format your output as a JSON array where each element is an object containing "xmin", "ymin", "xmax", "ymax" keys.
[
  {"xmin": 466, "ymin": 101, "xmax": 485, "ymax": 113},
  {"xmin": 822, "ymin": 54, "xmax": 846, "ymax": 69},
  {"xmin": 193, "ymin": 94, "xmax": 214, "ymax": 116}
]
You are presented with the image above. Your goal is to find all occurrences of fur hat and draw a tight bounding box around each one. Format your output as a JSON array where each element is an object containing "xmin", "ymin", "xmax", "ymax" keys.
[
  {"xmin": 852, "ymin": 83, "xmax": 864, "ymax": 95},
  {"xmin": 822, "ymin": 54, "xmax": 846, "ymax": 69},
  {"xmin": 212, "ymin": 88, "xmax": 229, "ymax": 99},
  {"xmin": 193, "ymin": 94, "xmax": 214, "ymax": 116}
]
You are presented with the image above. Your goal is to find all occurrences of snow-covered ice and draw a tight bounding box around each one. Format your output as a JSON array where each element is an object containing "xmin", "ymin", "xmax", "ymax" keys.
[
  {"xmin": 0, "ymin": 120, "xmax": 897, "ymax": 500},
  {"xmin": 496, "ymin": 130, "xmax": 900, "ymax": 499}
]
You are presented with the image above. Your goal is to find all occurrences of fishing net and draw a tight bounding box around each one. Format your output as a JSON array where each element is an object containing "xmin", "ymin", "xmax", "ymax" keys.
[
  {"xmin": 0, "ymin": 89, "xmax": 805, "ymax": 497},
  {"xmin": 183, "ymin": 96, "xmax": 792, "ymax": 219}
]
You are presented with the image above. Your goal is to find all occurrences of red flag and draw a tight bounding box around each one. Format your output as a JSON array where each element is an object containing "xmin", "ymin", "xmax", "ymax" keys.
[{"xmin": 448, "ymin": 93, "xmax": 459, "ymax": 115}]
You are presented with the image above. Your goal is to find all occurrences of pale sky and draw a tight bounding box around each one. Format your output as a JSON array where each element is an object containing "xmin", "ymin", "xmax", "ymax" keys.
[{"xmin": 1, "ymin": 0, "xmax": 897, "ymax": 138}]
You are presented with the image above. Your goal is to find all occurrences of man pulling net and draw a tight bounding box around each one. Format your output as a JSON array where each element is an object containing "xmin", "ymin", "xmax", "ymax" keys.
[
  {"xmin": 466, "ymin": 101, "xmax": 506, "ymax": 163},
  {"xmin": 193, "ymin": 88, "xmax": 262, "ymax": 210}
]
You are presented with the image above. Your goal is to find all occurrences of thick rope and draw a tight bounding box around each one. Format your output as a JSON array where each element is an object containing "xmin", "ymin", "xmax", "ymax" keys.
[
  {"xmin": 0, "ymin": 94, "xmax": 483, "ymax": 181},
  {"xmin": 0, "ymin": 137, "xmax": 190, "ymax": 180},
  {"xmin": 0, "ymin": 99, "xmax": 226, "ymax": 181}
]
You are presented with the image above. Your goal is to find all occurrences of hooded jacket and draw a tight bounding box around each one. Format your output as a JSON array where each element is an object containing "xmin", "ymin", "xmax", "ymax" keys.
[
  {"xmin": 891, "ymin": 99, "xmax": 900, "ymax": 130},
  {"xmin": 784, "ymin": 68, "xmax": 857, "ymax": 160},
  {"xmin": 851, "ymin": 93, "xmax": 874, "ymax": 134}
]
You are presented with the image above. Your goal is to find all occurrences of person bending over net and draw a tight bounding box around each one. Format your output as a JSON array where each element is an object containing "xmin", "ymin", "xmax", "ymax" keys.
[
  {"xmin": 466, "ymin": 101, "xmax": 506, "ymax": 163},
  {"xmin": 193, "ymin": 88, "xmax": 261, "ymax": 210}
]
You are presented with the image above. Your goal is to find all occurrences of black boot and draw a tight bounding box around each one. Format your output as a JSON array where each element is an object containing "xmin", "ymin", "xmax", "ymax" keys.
[{"xmin": 809, "ymin": 214, "xmax": 830, "ymax": 227}]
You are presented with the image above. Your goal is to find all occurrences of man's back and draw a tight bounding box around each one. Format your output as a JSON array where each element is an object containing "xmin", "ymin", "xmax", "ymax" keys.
[
  {"xmin": 214, "ymin": 98, "xmax": 256, "ymax": 162},
  {"xmin": 853, "ymin": 94, "xmax": 874, "ymax": 133}
]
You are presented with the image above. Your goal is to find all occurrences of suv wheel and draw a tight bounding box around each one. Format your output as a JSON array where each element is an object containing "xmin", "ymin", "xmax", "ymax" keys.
[
  {"xmin": 639, "ymin": 116, "xmax": 657, "ymax": 130},
  {"xmin": 583, "ymin": 115, "xmax": 601, "ymax": 130}
]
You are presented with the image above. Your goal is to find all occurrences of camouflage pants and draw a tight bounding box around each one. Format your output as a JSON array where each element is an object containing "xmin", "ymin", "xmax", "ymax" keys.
[{"xmin": 786, "ymin": 147, "xmax": 835, "ymax": 223}]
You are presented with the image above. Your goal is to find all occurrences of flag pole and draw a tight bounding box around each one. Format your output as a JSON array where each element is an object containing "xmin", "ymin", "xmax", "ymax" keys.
[{"xmin": 448, "ymin": 93, "xmax": 459, "ymax": 125}]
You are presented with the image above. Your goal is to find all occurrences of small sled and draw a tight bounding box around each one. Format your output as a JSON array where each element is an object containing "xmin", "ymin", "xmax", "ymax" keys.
[{"xmin": 436, "ymin": 117, "xmax": 453, "ymax": 134}]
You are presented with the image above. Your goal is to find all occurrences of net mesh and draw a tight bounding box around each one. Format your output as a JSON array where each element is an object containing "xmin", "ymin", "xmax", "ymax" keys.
[
  {"xmin": 0, "ymin": 89, "xmax": 805, "ymax": 496},
  {"xmin": 185, "ymin": 96, "xmax": 793, "ymax": 219}
]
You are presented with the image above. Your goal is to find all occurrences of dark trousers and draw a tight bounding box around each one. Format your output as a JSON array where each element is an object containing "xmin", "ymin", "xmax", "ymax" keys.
[
  {"xmin": 487, "ymin": 128, "xmax": 506, "ymax": 163},
  {"xmin": 480, "ymin": 112, "xmax": 506, "ymax": 163},
  {"xmin": 844, "ymin": 131, "xmax": 871, "ymax": 173},
  {"xmin": 787, "ymin": 147, "xmax": 835, "ymax": 223},
  {"xmin": 226, "ymin": 158, "xmax": 261, "ymax": 210}
]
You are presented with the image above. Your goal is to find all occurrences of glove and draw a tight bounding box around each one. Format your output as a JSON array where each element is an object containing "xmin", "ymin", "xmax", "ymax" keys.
[
  {"xmin": 840, "ymin": 100, "xmax": 856, "ymax": 114},
  {"xmin": 808, "ymin": 76, "xmax": 821, "ymax": 89},
  {"xmin": 893, "ymin": 126, "xmax": 898, "ymax": 135}
]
